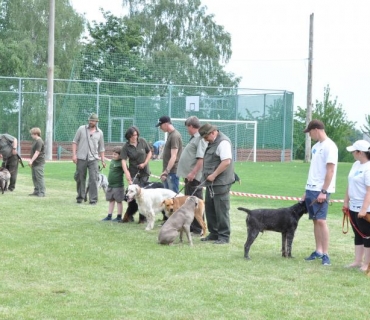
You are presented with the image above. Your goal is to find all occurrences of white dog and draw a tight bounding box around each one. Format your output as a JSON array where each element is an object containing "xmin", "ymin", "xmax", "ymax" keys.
[{"xmin": 126, "ymin": 184, "xmax": 178, "ymax": 231}]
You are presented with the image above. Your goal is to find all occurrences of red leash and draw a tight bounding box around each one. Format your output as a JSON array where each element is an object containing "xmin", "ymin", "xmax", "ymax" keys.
[{"xmin": 343, "ymin": 207, "xmax": 370, "ymax": 239}]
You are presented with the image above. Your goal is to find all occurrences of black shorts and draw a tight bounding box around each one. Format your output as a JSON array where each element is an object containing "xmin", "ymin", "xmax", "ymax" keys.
[{"xmin": 105, "ymin": 187, "xmax": 124, "ymax": 202}]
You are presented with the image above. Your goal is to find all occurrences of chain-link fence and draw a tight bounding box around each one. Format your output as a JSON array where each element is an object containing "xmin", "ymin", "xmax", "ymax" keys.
[{"xmin": 0, "ymin": 76, "xmax": 293, "ymax": 161}]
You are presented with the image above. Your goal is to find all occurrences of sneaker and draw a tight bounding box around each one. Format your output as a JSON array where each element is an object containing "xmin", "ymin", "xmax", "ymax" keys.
[
  {"xmin": 101, "ymin": 215, "xmax": 112, "ymax": 221},
  {"xmin": 305, "ymin": 251, "xmax": 323, "ymax": 261},
  {"xmin": 322, "ymin": 254, "xmax": 331, "ymax": 266},
  {"xmin": 112, "ymin": 216, "xmax": 122, "ymax": 222},
  {"xmin": 90, "ymin": 202, "xmax": 97, "ymax": 205}
]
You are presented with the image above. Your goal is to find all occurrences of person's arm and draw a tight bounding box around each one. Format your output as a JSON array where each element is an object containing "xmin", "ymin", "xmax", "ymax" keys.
[
  {"xmin": 72, "ymin": 142, "xmax": 77, "ymax": 164},
  {"xmin": 138, "ymin": 150, "xmax": 152, "ymax": 170},
  {"xmin": 187, "ymin": 158, "xmax": 203, "ymax": 181},
  {"xmin": 100, "ymin": 151, "xmax": 106, "ymax": 168},
  {"xmin": 358, "ymin": 186, "xmax": 370, "ymax": 218},
  {"xmin": 122, "ymin": 159, "xmax": 132, "ymax": 184},
  {"xmin": 160, "ymin": 148, "xmax": 178, "ymax": 181},
  {"xmin": 11, "ymin": 137, "xmax": 18, "ymax": 156},
  {"xmin": 98, "ymin": 130, "xmax": 106, "ymax": 168},
  {"xmin": 166, "ymin": 149, "xmax": 178, "ymax": 173},
  {"xmin": 317, "ymin": 162, "xmax": 335, "ymax": 202},
  {"xmin": 28, "ymin": 150, "xmax": 40, "ymax": 166},
  {"xmin": 206, "ymin": 159, "xmax": 231, "ymax": 182},
  {"xmin": 72, "ymin": 129, "xmax": 80, "ymax": 164}
]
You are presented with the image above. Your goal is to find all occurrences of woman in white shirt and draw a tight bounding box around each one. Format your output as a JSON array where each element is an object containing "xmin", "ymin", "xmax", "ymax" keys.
[{"xmin": 343, "ymin": 140, "xmax": 370, "ymax": 271}]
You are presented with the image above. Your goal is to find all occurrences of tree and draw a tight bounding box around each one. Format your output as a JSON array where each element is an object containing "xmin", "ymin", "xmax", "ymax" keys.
[
  {"xmin": 0, "ymin": 0, "xmax": 85, "ymax": 137},
  {"xmin": 121, "ymin": 0, "xmax": 240, "ymax": 87},
  {"xmin": 0, "ymin": 0, "xmax": 84, "ymax": 78},
  {"xmin": 80, "ymin": 10, "xmax": 147, "ymax": 83},
  {"xmin": 294, "ymin": 85, "xmax": 360, "ymax": 162},
  {"xmin": 361, "ymin": 115, "xmax": 370, "ymax": 138}
]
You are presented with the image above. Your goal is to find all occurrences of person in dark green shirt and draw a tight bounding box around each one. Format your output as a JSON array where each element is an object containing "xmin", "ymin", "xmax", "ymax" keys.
[
  {"xmin": 28, "ymin": 127, "xmax": 45, "ymax": 197},
  {"xmin": 102, "ymin": 146, "xmax": 125, "ymax": 222}
]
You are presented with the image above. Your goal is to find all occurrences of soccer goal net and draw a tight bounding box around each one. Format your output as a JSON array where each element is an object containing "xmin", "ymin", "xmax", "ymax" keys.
[{"xmin": 171, "ymin": 118, "xmax": 257, "ymax": 162}]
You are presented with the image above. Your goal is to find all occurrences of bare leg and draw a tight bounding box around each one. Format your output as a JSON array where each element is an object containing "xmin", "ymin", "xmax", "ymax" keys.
[
  {"xmin": 117, "ymin": 202, "xmax": 123, "ymax": 216},
  {"xmin": 347, "ymin": 245, "xmax": 364, "ymax": 267},
  {"xmin": 313, "ymin": 219, "xmax": 329, "ymax": 254},
  {"xmin": 360, "ymin": 247, "xmax": 370, "ymax": 272}
]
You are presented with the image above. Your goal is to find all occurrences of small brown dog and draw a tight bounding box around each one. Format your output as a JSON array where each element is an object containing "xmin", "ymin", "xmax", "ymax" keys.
[{"xmin": 162, "ymin": 195, "xmax": 207, "ymax": 237}]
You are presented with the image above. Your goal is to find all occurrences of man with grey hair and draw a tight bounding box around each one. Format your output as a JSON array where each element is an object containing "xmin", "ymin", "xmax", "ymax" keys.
[
  {"xmin": 199, "ymin": 123, "xmax": 234, "ymax": 244},
  {"xmin": 177, "ymin": 116, "xmax": 208, "ymax": 234}
]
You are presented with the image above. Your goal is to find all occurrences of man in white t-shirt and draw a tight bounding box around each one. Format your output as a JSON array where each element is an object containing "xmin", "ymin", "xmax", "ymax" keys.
[{"xmin": 303, "ymin": 119, "xmax": 338, "ymax": 266}]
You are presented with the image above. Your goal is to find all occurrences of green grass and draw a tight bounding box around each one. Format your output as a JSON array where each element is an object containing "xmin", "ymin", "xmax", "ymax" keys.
[{"xmin": 0, "ymin": 160, "xmax": 367, "ymax": 319}]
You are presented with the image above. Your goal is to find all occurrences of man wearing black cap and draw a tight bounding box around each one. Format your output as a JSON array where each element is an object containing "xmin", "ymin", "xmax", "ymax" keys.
[
  {"xmin": 156, "ymin": 116, "xmax": 182, "ymax": 193},
  {"xmin": 198, "ymin": 123, "xmax": 234, "ymax": 244},
  {"xmin": 72, "ymin": 113, "xmax": 106, "ymax": 204},
  {"xmin": 303, "ymin": 119, "xmax": 338, "ymax": 266}
]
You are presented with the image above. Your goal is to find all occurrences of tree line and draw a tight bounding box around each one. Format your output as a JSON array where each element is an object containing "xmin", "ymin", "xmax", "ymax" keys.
[{"xmin": 0, "ymin": 0, "xmax": 369, "ymax": 161}]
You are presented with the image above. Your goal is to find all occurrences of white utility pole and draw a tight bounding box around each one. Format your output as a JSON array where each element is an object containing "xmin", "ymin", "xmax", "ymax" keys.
[
  {"xmin": 45, "ymin": 0, "xmax": 55, "ymax": 160},
  {"xmin": 305, "ymin": 13, "xmax": 314, "ymax": 162}
]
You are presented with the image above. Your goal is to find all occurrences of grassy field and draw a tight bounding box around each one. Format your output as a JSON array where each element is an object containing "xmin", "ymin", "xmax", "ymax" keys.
[{"xmin": 0, "ymin": 160, "xmax": 367, "ymax": 319}]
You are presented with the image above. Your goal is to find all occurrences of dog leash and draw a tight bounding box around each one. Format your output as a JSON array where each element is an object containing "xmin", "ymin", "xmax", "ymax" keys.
[
  {"xmin": 190, "ymin": 180, "xmax": 207, "ymax": 197},
  {"xmin": 171, "ymin": 185, "xmax": 185, "ymax": 198},
  {"xmin": 343, "ymin": 208, "xmax": 370, "ymax": 239},
  {"xmin": 132, "ymin": 169, "xmax": 141, "ymax": 184},
  {"xmin": 309, "ymin": 199, "xmax": 330, "ymax": 219}
]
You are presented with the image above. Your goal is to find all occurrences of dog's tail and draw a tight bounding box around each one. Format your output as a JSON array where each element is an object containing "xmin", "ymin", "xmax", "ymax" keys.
[{"xmin": 237, "ymin": 207, "xmax": 252, "ymax": 215}]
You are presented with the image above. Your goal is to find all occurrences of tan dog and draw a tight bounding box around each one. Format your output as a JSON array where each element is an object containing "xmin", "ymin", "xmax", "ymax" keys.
[
  {"xmin": 162, "ymin": 195, "xmax": 207, "ymax": 237},
  {"xmin": 158, "ymin": 196, "xmax": 199, "ymax": 246}
]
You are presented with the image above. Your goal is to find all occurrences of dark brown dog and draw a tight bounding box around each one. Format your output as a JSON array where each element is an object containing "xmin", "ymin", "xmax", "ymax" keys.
[{"xmin": 237, "ymin": 201, "xmax": 307, "ymax": 259}]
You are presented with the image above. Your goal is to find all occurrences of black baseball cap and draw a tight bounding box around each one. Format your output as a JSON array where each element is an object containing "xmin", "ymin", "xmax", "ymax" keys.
[{"xmin": 155, "ymin": 116, "xmax": 171, "ymax": 127}]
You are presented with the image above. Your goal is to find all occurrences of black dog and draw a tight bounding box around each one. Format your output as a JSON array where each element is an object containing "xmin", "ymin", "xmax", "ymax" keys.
[
  {"xmin": 237, "ymin": 201, "xmax": 307, "ymax": 259},
  {"xmin": 121, "ymin": 181, "xmax": 166, "ymax": 223}
]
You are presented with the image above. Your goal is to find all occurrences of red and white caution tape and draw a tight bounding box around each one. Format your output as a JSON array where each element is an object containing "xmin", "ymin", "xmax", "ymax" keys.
[
  {"xmin": 151, "ymin": 174, "xmax": 343, "ymax": 203},
  {"xmin": 229, "ymin": 191, "xmax": 343, "ymax": 203}
]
